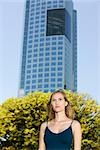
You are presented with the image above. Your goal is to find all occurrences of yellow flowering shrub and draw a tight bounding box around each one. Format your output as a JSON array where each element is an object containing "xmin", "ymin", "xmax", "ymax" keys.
[{"xmin": 0, "ymin": 91, "xmax": 99, "ymax": 150}]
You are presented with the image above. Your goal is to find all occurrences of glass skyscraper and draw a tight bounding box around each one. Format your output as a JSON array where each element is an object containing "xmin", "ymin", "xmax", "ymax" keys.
[{"xmin": 19, "ymin": 0, "xmax": 77, "ymax": 95}]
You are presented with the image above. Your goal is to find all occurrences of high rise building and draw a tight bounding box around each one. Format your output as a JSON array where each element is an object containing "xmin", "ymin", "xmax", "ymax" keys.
[{"xmin": 19, "ymin": 0, "xmax": 77, "ymax": 95}]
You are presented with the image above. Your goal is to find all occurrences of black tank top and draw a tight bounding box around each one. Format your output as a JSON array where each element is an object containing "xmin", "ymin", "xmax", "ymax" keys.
[{"xmin": 44, "ymin": 121, "xmax": 73, "ymax": 150}]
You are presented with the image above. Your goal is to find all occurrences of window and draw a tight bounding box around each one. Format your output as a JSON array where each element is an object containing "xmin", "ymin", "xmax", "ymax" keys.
[
  {"xmin": 38, "ymin": 68, "xmax": 43, "ymax": 72},
  {"xmin": 51, "ymin": 67, "xmax": 56, "ymax": 71},
  {"xmin": 47, "ymin": 9, "xmax": 65, "ymax": 36},
  {"xmin": 32, "ymin": 69, "xmax": 37, "ymax": 72},
  {"xmin": 58, "ymin": 62, "xmax": 62, "ymax": 65},
  {"xmin": 33, "ymin": 64, "xmax": 37, "ymax": 67},
  {"xmin": 51, "ymin": 84, "xmax": 55, "ymax": 87},
  {"xmin": 32, "ymin": 74, "xmax": 37, "ymax": 78},
  {"xmin": 38, "ymin": 74, "xmax": 43, "ymax": 77},
  {"xmin": 39, "ymin": 63, "xmax": 43, "ymax": 67},
  {"xmin": 45, "ymin": 68, "xmax": 49, "ymax": 71},
  {"xmin": 26, "ymin": 86, "xmax": 30, "ymax": 90},
  {"xmin": 58, "ymin": 72, "xmax": 62, "ymax": 76},
  {"xmin": 32, "ymin": 80, "xmax": 36, "ymax": 83},
  {"xmin": 44, "ymin": 78, "xmax": 49, "ymax": 82},
  {"xmin": 45, "ymin": 73, "xmax": 49, "ymax": 77},
  {"xmin": 45, "ymin": 63, "xmax": 49, "ymax": 66},
  {"xmin": 38, "ymin": 85, "xmax": 42, "ymax": 88},
  {"xmin": 51, "ymin": 78, "xmax": 55, "ymax": 82},
  {"xmin": 44, "ymin": 84, "xmax": 49, "ymax": 88},
  {"xmin": 57, "ymin": 83, "xmax": 62, "ymax": 87},
  {"xmin": 51, "ymin": 73, "xmax": 56, "ymax": 76},
  {"xmin": 45, "ymin": 57, "xmax": 50, "ymax": 61},
  {"xmin": 51, "ymin": 62, "xmax": 56, "ymax": 66},
  {"xmin": 32, "ymin": 85, "xmax": 36, "ymax": 89}
]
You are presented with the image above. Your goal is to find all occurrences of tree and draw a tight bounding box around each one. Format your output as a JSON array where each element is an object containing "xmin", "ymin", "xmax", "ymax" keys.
[{"xmin": 0, "ymin": 91, "xmax": 99, "ymax": 150}]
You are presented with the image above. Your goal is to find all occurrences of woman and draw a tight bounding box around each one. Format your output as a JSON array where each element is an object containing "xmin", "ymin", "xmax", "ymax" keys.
[{"xmin": 39, "ymin": 90, "xmax": 82, "ymax": 150}]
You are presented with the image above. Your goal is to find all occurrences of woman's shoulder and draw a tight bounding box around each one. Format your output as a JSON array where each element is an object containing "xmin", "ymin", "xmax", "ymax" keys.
[
  {"xmin": 72, "ymin": 120, "xmax": 81, "ymax": 130},
  {"xmin": 40, "ymin": 121, "xmax": 48, "ymax": 131}
]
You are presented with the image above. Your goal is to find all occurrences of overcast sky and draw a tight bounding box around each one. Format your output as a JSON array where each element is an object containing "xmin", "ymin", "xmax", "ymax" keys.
[{"xmin": 0, "ymin": 0, "xmax": 100, "ymax": 104}]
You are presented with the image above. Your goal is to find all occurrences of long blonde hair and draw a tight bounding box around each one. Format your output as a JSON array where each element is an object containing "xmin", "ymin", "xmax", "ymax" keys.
[{"xmin": 47, "ymin": 90, "xmax": 75, "ymax": 120}]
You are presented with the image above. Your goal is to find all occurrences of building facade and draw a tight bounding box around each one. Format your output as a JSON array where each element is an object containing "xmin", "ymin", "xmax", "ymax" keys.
[{"xmin": 19, "ymin": 0, "xmax": 77, "ymax": 95}]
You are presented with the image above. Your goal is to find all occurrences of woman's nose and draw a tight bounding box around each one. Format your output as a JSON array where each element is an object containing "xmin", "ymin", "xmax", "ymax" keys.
[{"xmin": 55, "ymin": 99, "xmax": 59, "ymax": 104}]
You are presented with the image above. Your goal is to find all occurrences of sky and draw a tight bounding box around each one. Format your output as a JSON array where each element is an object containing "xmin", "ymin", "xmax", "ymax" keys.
[{"xmin": 0, "ymin": 0, "xmax": 100, "ymax": 104}]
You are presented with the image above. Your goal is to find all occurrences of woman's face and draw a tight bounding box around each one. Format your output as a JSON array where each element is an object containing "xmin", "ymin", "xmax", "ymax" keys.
[{"xmin": 51, "ymin": 92, "xmax": 68, "ymax": 112}]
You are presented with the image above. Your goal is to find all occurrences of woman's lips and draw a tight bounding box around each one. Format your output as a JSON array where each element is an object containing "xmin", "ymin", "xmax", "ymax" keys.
[{"xmin": 55, "ymin": 106, "xmax": 60, "ymax": 108}]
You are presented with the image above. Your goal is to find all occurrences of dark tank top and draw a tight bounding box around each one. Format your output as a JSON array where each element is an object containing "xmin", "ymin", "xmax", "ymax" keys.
[{"xmin": 44, "ymin": 121, "xmax": 73, "ymax": 150}]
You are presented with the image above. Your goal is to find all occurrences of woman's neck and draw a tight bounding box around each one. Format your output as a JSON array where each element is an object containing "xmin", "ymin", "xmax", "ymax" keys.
[{"xmin": 54, "ymin": 111, "xmax": 68, "ymax": 122}]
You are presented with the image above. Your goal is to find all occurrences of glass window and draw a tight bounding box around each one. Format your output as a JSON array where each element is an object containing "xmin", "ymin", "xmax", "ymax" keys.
[
  {"xmin": 51, "ymin": 62, "xmax": 56, "ymax": 66},
  {"xmin": 58, "ymin": 46, "xmax": 63, "ymax": 50},
  {"xmin": 51, "ymin": 57, "xmax": 56, "ymax": 61},
  {"xmin": 28, "ymin": 55, "xmax": 32, "ymax": 58},
  {"xmin": 28, "ymin": 60, "xmax": 32, "ymax": 63},
  {"xmin": 38, "ymin": 79, "xmax": 42, "ymax": 82},
  {"xmin": 26, "ymin": 86, "xmax": 30, "ymax": 90},
  {"xmin": 46, "ymin": 42, "xmax": 50, "ymax": 46},
  {"xmin": 26, "ymin": 75, "xmax": 31, "ymax": 79},
  {"xmin": 33, "ymin": 64, "xmax": 37, "ymax": 67},
  {"xmin": 57, "ymin": 78, "xmax": 62, "ymax": 82},
  {"xmin": 58, "ymin": 67, "xmax": 62, "ymax": 71},
  {"xmin": 39, "ymin": 58, "xmax": 43, "ymax": 62},
  {"xmin": 32, "ymin": 85, "xmax": 36, "ymax": 89},
  {"xmin": 51, "ymin": 78, "xmax": 55, "ymax": 82},
  {"xmin": 52, "ymin": 47, "xmax": 56, "ymax": 50},
  {"xmin": 58, "ymin": 62, "xmax": 62, "ymax": 65},
  {"xmin": 52, "ymin": 42, "xmax": 56, "ymax": 45},
  {"xmin": 38, "ymin": 68, "xmax": 43, "ymax": 72},
  {"xmin": 38, "ymin": 74, "xmax": 43, "ymax": 77},
  {"xmin": 45, "ymin": 52, "xmax": 50, "ymax": 56},
  {"xmin": 38, "ymin": 84, "xmax": 42, "ymax": 88},
  {"xmin": 44, "ymin": 84, "xmax": 49, "ymax": 88},
  {"xmin": 32, "ymin": 80, "xmax": 36, "ymax": 83},
  {"xmin": 39, "ymin": 63, "xmax": 43, "ymax": 67},
  {"xmin": 51, "ymin": 84, "xmax": 55, "ymax": 87},
  {"xmin": 51, "ymin": 73, "xmax": 56, "ymax": 76},
  {"xmin": 28, "ymin": 45, "xmax": 32, "ymax": 48},
  {"xmin": 27, "ymin": 65, "xmax": 31, "ymax": 68},
  {"xmin": 45, "ymin": 57, "xmax": 50, "ymax": 61},
  {"xmin": 45, "ymin": 68, "xmax": 49, "ymax": 71},
  {"xmin": 45, "ymin": 63, "xmax": 49, "ymax": 66},
  {"xmin": 27, "ymin": 70, "xmax": 31, "ymax": 73},
  {"xmin": 39, "ymin": 53, "xmax": 43, "ymax": 57},
  {"xmin": 58, "ymin": 72, "xmax": 62, "ymax": 76},
  {"xmin": 33, "ymin": 54, "xmax": 37, "ymax": 57},
  {"xmin": 58, "ymin": 41, "xmax": 63, "ymax": 45},
  {"xmin": 51, "ymin": 67, "xmax": 56, "ymax": 71},
  {"xmin": 52, "ymin": 52, "xmax": 56, "ymax": 55},
  {"xmin": 33, "ymin": 59, "xmax": 37, "ymax": 62},
  {"xmin": 32, "ymin": 69, "xmax": 37, "ymax": 72},
  {"xmin": 46, "ymin": 47, "xmax": 50, "ymax": 51},
  {"xmin": 26, "ymin": 80, "xmax": 30, "ymax": 84},
  {"xmin": 57, "ymin": 83, "xmax": 62, "ymax": 87},
  {"xmin": 40, "ymin": 43, "xmax": 44, "ymax": 46},
  {"xmin": 58, "ymin": 51, "xmax": 62, "ymax": 55},
  {"xmin": 47, "ymin": 9, "xmax": 65, "ymax": 36},
  {"xmin": 32, "ymin": 74, "xmax": 37, "ymax": 78},
  {"xmin": 58, "ymin": 57, "xmax": 62, "ymax": 60},
  {"xmin": 44, "ymin": 78, "xmax": 49, "ymax": 82},
  {"xmin": 45, "ymin": 73, "xmax": 49, "ymax": 77}
]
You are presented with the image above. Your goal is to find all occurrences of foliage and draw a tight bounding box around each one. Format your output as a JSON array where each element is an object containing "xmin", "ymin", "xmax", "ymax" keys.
[{"xmin": 0, "ymin": 91, "xmax": 99, "ymax": 150}]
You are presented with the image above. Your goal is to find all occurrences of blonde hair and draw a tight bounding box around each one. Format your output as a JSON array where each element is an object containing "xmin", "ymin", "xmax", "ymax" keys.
[{"xmin": 47, "ymin": 89, "xmax": 75, "ymax": 120}]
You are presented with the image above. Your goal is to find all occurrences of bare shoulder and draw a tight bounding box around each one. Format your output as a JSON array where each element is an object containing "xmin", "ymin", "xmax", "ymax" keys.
[
  {"xmin": 72, "ymin": 120, "xmax": 81, "ymax": 130},
  {"xmin": 40, "ymin": 122, "xmax": 47, "ymax": 132}
]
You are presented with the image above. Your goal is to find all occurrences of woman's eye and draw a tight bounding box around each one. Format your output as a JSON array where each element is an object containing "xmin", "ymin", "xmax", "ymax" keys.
[
  {"xmin": 52, "ymin": 99, "xmax": 56, "ymax": 102},
  {"xmin": 59, "ymin": 98, "xmax": 63, "ymax": 101}
]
